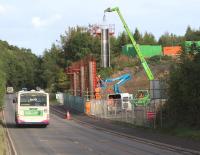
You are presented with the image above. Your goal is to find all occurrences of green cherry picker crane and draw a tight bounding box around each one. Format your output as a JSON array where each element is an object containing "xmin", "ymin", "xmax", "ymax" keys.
[{"xmin": 104, "ymin": 7, "xmax": 154, "ymax": 106}]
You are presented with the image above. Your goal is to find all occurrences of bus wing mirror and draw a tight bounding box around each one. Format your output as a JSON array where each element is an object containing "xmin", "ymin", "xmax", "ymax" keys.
[{"xmin": 13, "ymin": 99, "xmax": 16, "ymax": 104}]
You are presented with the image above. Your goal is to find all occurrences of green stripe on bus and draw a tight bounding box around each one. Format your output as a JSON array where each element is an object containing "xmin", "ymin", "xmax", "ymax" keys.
[{"xmin": 24, "ymin": 110, "xmax": 43, "ymax": 116}]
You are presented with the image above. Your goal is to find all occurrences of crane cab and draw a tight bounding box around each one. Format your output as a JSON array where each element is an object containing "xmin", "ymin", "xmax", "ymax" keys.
[{"xmin": 133, "ymin": 90, "xmax": 150, "ymax": 106}]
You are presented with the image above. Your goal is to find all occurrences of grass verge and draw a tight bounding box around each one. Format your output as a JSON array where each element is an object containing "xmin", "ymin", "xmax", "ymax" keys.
[
  {"xmin": 110, "ymin": 120, "xmax": 200, "ymax": 141},
  {"xmin": 0, "ymin": 119, "xmax": 7, "ymax": 155},
  {"xmin": 160, "ymin": 127, "xmax": 200, "ymax": 141}
]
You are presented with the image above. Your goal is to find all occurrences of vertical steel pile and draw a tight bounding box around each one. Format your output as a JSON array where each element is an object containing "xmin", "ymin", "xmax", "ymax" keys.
[
  {"xmin": 66, "ymin": 56, "xmax": 97, "ymax": 98},
  {"xmin": 101, "ymin": 27, "xmax": 110, "ymax": 67}
]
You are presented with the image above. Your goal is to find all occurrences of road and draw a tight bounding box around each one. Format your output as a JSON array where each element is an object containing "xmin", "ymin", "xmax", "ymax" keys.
[{"xmin": 4, "ymin": 94, "xmax": 189, "ymax": 155}]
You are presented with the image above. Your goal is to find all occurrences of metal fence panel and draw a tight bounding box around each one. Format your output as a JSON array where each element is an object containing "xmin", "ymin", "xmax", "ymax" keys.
[
  {"xmin": 89, "ymin": 98, "xmax": 167, "ymax": 128},
  {"xmin": 64, "ymin": 94, "xmax": 85, "ymax": 113}
]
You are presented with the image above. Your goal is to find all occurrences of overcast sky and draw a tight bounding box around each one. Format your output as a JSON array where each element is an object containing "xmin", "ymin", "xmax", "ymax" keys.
[{"xmin": 0, "ymin": 0, "xmax": 199, "ymax": 55}]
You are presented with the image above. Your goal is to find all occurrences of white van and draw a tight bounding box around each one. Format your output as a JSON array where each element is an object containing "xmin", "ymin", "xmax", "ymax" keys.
[{"xmin": 108, "ymin": 93, "xmax": 133, "ymax": 111}]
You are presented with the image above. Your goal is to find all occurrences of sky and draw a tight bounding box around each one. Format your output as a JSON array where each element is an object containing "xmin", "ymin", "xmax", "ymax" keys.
[{"xmin": 0, "ymin": 0, "xmax": 199, "ymax": 56}]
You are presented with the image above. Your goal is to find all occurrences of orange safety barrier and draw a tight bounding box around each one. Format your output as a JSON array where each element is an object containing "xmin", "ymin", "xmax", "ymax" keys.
[
  {"xmin": 94, "ymin": 87, "xmax": 101, "ymax": 99},
  {"xmin": 85, "ymin": 101, "xmax": 91, "ymax": 115},
  {"xmin": 163, "ymin": 46, "xmax": 182, "ymax": 56}
]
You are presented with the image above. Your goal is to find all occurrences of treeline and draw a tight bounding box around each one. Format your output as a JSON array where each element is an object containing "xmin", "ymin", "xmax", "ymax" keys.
[
  {"xmin": 42, "ymin": 25, "xmax": 200, "ymax": 90},
  {"xmin": 0, "ymin": 41, "xmax": 38, "ymax": 106},
  {"xmin": 0, "ymin": 25, "xmax": 200, "ymax": 109}
]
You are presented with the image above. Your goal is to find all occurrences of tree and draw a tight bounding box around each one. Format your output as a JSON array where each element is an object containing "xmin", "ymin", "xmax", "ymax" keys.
[
  {"xmin": 167, "ymin": 51, "xmax": 200, "ymax": 127},
  {"xmin": 133, "ymin": 28, "xmax": 143, "ymax": 44},
  {"xmin": 41, "ymin": 44, "xmax": 69, "ymax": 92},
  {"xmin": 60, "ymin": 26, "xmax": 100, "ymax": 67},
  {"xmin": 158, "ymin": 32, "xmax": 184, "ymax": 46},
  {"xmin": 142, "ymin": 32, "xmax": 157, "ymax": 45},
  {"xmin": 185, "ymin": 26, "xmax": 200, "ymax": 41},
  {"xmin": 185, "ymin": 26, "xmax": 193, "ymax": 39}
]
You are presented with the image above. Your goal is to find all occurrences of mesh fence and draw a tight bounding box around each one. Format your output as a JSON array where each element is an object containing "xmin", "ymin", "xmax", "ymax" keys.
[
  {"xmin": 89, "ymin": 99, "xmax": 165, "ymax": 128},
  {"xmin": 63, "ymin": 86, "xmax": 168, "ymax": 128}
]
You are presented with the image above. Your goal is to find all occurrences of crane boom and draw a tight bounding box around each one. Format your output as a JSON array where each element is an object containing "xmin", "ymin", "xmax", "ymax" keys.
[
  {"xmin": 104, "ymin": 74, "xmax": 131, "ymax": 94},
  {"xmin": 104, "ymin": 7, "xmax": 154, "ymax": 81},
  {"xmin": 100, "ymin": 74, "xmax": 131, "ymax": 94}
]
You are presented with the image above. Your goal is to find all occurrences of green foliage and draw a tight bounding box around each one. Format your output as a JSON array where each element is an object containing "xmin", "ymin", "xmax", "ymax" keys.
[
  {"xmin": 114, "ymin": 31, "xmax": 131, "ymax": 56},
  {"xmin": 166, "ymin": 51, "xmax": 200, "ymax": 128},
  {"xmin": 97, "ymin": 67, "xmax": 114, "ymax": 79},
  {"xmin": 133, "ymin": 28, "xmax": 143, "ymax": 44},
  {"xmin": 141, "ymin": 32, "xmax": 157, "ymax": 45},
  {"xmin": 41, "ymin": 44, "xmax": 69, "ymax": 92},
  {"xmin": 158, "ymin": 32, "xmax": 185, "ymax": 46},
  {"xmin": 0, "ymin": 40, "xmax": 41, "ymax": 95},
  {"xmin": 1, "ymin": 24, "xmax": 200, "ymax": 101},
  {"xmin": 60, "ymin": 26, "xmax": 101, "ymax": 66},
  {"xmin": 0, "ymin": 64, "xmax": 6, "ymax": 107},
  {"xmin": 185, "ymin": 26, "xmax": 200, "ymax": 41}
]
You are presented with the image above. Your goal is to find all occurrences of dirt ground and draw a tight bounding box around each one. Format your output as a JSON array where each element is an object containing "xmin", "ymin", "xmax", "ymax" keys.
[{"xmin": 102, "ymin": 62, "xmax": 171, "ymax": 95}]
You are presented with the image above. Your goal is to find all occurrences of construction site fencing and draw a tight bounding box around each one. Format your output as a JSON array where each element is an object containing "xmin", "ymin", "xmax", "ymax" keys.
[
  {"xmin": 63, "ymin": 94, "xmax": 85, "ymax": 113},
  {"xmin": 89, "ymin": 98, "xmax": 166, "ymax": 128},
  {"xmin": 63, "ymin": 86, "xmax": 168, "ymax": 128}
]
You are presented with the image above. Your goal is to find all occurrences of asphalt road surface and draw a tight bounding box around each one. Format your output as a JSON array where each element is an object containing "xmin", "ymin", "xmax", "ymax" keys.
[{"xmin": 4, "ymin": 94, "xmax": 188, "ymax": 155}]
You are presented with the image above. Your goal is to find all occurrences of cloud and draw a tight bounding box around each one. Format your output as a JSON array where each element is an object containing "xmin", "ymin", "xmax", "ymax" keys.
[
  {"xmin": 0, "ymin": 4, "xmax": 14, "ymax": 14},
  {"xmin": 31, "ymin": 14, "xmax": 62, "ymax": 28}
]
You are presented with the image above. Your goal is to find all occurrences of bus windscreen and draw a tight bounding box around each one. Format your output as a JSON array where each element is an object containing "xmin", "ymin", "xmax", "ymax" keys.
[{"xmin": 20, "ymin": 94, "xmax": 47, "ymax": 106}]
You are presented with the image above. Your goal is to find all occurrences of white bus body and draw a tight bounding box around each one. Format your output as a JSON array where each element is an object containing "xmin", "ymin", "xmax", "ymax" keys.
[{"xmin": 15, "ymin": 90, "xmax": 49, "ymax": 127}]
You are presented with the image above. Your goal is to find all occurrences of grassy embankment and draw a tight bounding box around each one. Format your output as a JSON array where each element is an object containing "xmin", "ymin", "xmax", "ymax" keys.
[
  {"xmin": 0, "ymin": 113, "xmax": 7, "ymax": 155},
  {"xmin": 160, "ymin": 127, "xmax": 200, "ymax": 141}
]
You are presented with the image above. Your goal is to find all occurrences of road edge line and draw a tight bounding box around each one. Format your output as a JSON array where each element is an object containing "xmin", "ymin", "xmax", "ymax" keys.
[{"xmin": 3, "ymin": 110, "xmax": 18, "ymax": 155}]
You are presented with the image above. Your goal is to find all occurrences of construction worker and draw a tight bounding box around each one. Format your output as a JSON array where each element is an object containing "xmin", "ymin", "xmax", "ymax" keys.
[
  {"xmin": 96, "ymin": 75, "xmax": 103, "ymax": 87},
  {"xmin": 138, "ymin": 91, "xmax": 144, "ymax": 98},
  {"xmin": 107, "ymin": 96, "xmax": 114, "ymax": 111}
]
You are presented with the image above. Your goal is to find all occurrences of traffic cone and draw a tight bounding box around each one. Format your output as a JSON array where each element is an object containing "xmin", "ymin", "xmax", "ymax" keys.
[
  {"xmin": 64, "ymin": 111, "xmax": 68, "ymax": 119},
  {"xmin": 66, "ymin": 111, "xmax": 71, "ymax": 120}
]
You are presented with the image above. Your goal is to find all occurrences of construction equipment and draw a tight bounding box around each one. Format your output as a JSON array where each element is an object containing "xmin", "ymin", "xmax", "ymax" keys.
[
  {"xmin": 101, "ymin": 73, "xmax": 131, "ymax": 94},
  {"xmin": 104, "ymin": 7, "xmax": 154, "ymax": 106},
  {"xmin": 101, "ymin": 74, "xmax": 133, "ymax": 110},
  {"xmin": 108, "ymin": 93, "xmax": 133, "ymax": 111},
  {"xmin": 95, "ymin": 74, "xmax": 133, "ymax": 110},
  {"xmin": 133, "ymin": 90, "xmax": 150, "ymax": 106},
  {"xmin": 104, "ymin": 7, "xmax": 154, "ymax": 81}
]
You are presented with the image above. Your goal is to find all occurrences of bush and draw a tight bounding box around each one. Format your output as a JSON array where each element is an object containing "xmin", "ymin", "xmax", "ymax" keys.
[
  {"xmin": 166, "ymin": 52, "xmax": 200, "ymax": 128},
  {"xmin": 0, "ymin": 71, "xmax": 6, "ymax": 108}
]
